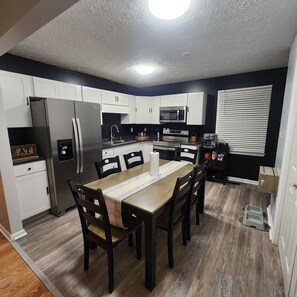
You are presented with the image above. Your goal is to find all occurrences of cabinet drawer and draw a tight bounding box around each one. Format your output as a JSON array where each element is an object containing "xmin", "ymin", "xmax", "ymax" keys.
[{"xmin": 14, "ymin": 160, "xmax": 46, "ymax": 177}]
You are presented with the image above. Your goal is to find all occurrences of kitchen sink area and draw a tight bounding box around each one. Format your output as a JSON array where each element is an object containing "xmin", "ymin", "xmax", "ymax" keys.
[{"xmin": 102, "ymin": 139, "xmax": 137, "ymax": 147}]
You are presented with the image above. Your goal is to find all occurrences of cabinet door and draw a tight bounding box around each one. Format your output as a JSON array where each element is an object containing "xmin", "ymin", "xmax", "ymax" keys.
[
  {"xmin": 135, "ymin": 97, "xmax": 151, "ymax": 124},
  {"xmin": 121, "ymin": 95, "xmax": 136, "ymax": 124},
  {"xmin": 160, "ymin": 94, "xmax": 188, "ymax": 107},
  {"xmin": 82, "ymin": 86, "xmax": 102, "ymax": 103},
  {"xmin": 15, "ymin": 171, "xmax": 50, "ymax": 220},
  {"xmin": 33, "ymin": 77, "xmax": 59, "ymax": 98},
  {"xmin": 57, "ymin": 81, "xmax": 82, "ymax": 101},
  {"xmin": 0, "ymin": 71, "xmax": 34, "ymax": 127},
  {"xmin": 174, "ymin": 93, "xmax": 188, "ymax": 106},
  {"xmin": 187, "ymin": 92, "xmax": 207, "ymax": 125},
  {"xmin": 82, "ymin": 86, "xmax": 103, "ymax": 125},
  {"xmin": 117, "ymin": 92, "xmax": 129, "ymax": 106},
  {"xmin": 142, "ymin": 142, "xmax": 154, "ymax": 163},
  {"xmin": 102, "ymin": 148, "xmax": 114, "ymax": 159},
  {"xmin": 160, "ymin": 95, "xmax": 174, "ymax": 107},
  {"xmin": 150, "ymin": 96, "xmax": 160, "ymax": 124}
]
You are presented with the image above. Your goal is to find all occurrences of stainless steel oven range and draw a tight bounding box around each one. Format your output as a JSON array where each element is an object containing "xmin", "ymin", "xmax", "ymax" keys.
[{"xmin": 153, "ymin": 128, "xmax": 190, "ymax": 160}]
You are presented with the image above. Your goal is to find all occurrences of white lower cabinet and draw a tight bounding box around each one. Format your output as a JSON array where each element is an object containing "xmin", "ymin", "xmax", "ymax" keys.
[
  {"xmin": 14, "ymin": 160, "xmax": 50, "ymax": 220},
  {"xmin": 102, "ymin": 142, "xmax": 153, "ymax": 171},
  {"xmin": 141, "ymin": 142, "xmax": 154, "ymax": 163}
]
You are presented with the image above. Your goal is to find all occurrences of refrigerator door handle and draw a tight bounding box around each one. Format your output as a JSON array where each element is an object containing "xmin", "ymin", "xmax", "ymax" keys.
[
  {"xmin": 72, "ymin": 118, "xmax": 80, "ymax": 174},
  {"xmin": 76, "ymin": 118, "xmax": 84, "ymax": 173}
]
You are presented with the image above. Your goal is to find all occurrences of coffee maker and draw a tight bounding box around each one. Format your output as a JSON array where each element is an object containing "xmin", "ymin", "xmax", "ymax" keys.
[{"xmin": 203, "ymin": 133, "xmax": 217, "ymax": 148}]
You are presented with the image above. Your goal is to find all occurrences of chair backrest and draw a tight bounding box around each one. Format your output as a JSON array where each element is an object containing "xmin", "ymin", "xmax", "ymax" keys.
[
  {"xmin": 123, "ymin": 151, "xmax": 144, "ymax": 169},
  {"xmin": 175, "ymin": 147, "xmax": 198, "ymax": 164},
  {"xmin": 168, "ymin": 168, "xmax": 195, "ymax": 225},
  {"xmin": 191, "ymin": 162, "xmax": 207, "ymax": 197},
  {"xmin": 67, "ymin": 179, "xmax": 112, "ymax": 246},
  {"xmin": 95, "ymin": 156, "xmax": 122, "ymax": 179}
]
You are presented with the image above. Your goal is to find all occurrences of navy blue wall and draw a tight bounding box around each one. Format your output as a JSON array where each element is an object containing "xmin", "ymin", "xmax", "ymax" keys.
[{"xmin": 0, "ymin": 54, "xmax": 287, "ymax": 180}]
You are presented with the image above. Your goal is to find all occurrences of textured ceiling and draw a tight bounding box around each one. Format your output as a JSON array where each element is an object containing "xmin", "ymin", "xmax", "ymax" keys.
[{"xmin": 9, "ymin": 0, "xmax": 297, "ymax": 87}]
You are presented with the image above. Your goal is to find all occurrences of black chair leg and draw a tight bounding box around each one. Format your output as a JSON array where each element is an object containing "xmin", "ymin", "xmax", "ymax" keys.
[
  {"xmin": 187, "ymin": 208, "xmax": 191, "ymax": 241},
  {"xmin": 182, "ymin": 219, "xmax": 187, "ymax": 246},
  {"xmin": 195, "ymin": 203, "xmax": 200, "ymax": 225},
  {"xmin": 107, "ymin": 249, "xmax": 114, "ymax": 293},
  {"xmin": 168, "ymin": 229, "xmax": 174, "ymax": 269},
  {"xmin": 136, "ymin": 226, "xmax": 142, "ymax": 259},
  {"xmin": 84, "ymin": 239, "xmax": 89, "ymax": 271},
  {"xmin": 128, "ymin": 234, "xmax": 133, "ymax": 247}
]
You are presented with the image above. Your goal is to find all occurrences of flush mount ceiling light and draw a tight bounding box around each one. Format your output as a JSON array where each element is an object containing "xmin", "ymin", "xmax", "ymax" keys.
[
  {"xmin": 135, "ymin": 64, "xmax": 155, "ymax": 75},
  {"xmin": 148, "ymin": 0, "xmax": 191, "ymax": 20}
]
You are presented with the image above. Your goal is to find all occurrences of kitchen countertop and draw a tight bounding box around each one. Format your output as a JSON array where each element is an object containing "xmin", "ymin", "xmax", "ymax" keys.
[
  {"xmin": 12, "ymin": 156, "xmax": 46, "ymax": 166},
  {"xmin": 102, "ymin": 136, "xmax": 203, "ymax": 149}
]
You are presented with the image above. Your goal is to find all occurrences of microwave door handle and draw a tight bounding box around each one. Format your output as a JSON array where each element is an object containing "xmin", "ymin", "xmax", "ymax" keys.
[
  {"xmin": 76, "ymin": 118, "xmax": 84, "ymax": 173},
  {"xmin": 176, "ymin": 109, "xmax": 180, "ymax": 120},
  {"xmin": 72, "ymin": 118, "xmax": 80, "ymax": 174}
]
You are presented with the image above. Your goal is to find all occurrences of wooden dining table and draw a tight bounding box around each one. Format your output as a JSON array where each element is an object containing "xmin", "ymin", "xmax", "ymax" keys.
[{"xmin": 85, "ymin": 159, "xmax": 195, "ymax": 291}]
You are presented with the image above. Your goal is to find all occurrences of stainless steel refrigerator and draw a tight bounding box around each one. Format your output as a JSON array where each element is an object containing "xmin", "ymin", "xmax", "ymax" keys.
[{"xmin": 30, "ymin": 97, "xmax": 102, "ymax": 215}]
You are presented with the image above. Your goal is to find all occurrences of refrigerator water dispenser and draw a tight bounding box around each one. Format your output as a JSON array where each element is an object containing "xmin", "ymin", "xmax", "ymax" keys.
[{"xmin": 57, "ymin": 139, "xmax": 73, "ymax": 161}]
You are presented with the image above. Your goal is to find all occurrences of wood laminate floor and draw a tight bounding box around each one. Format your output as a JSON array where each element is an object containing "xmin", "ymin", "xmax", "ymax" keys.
[
  {"xmin": 0, "ymin": 232, "xmax": 52, "ymax": 297},
  {"xmin": 17, "ymin": 182, "xmax": 285, "ymax": 297}
]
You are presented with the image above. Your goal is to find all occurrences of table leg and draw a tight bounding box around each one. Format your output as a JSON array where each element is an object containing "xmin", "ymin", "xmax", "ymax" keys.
[{"xmin": 144, "ymin": 216, "xmax": 157, "ymax": 291}]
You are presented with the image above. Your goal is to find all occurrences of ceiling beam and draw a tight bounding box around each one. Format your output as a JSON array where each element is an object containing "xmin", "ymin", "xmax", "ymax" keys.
[{"xmin": 0, "ymin": 0, "xmax": 79, "ymax": 56}]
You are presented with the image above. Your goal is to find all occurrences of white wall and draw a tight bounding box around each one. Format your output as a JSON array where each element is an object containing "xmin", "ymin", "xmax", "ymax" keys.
[
  {"xmin": 272, "ymin": 33, "xmax": 297, "ymax": 244},
  {"xmin": 0, "ymin": 89, "xmax": 25, "ymax": 239}
]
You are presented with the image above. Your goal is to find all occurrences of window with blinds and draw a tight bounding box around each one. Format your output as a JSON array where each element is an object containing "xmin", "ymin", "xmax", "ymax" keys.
[{"xmin": 216, "ymin": 85, "xmax": 273, "ymax": 156}]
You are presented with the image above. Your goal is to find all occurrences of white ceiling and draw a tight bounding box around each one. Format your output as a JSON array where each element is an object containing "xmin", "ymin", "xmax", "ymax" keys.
[{"xmin": 9, "ymin": 0, "xmax": 297, "ymax": 87}]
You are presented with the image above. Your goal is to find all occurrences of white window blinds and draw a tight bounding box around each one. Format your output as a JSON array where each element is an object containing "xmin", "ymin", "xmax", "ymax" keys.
[{"xmin": 216, "ymin": 85, "xmax": 272, "ymax": 157}]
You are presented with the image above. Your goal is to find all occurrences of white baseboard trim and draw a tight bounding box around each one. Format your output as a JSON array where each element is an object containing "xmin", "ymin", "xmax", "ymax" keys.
[
  {"xmin": 267, "ymin": 205, "xmax": 274, "ymax": 243},
  {"xmin": 228, "ymin": 176, "xmax": 258, "ymax": 185},
  {"xmin": 11, "ymin": 229, "xmax": 27, "ymax": 240},
  {"xmin": 0, "ymin": 224, "xmax": 12, "ymax": 241}
]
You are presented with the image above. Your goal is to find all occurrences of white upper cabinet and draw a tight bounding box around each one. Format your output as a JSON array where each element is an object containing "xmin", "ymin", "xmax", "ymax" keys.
[
  {"xmin": 101, "ymin": 90, "xmax": 129, "ymax": 106},
  {"xmin": 82, "ymin": 86, "xmax": 103, "ymax": 125},
  {"xmin": 33, "ymin": 77, "xmax": 82, "ymax": 101},
  {"xmin": 121, "ymin": 95, "xmax": 136, "ymax": 124},
  {"xmin": 187, "ymin": 92, "xmax": 207, "ymax": 125},
  {"xmin": 57, "ymin": 81, "xmax": 82, "ymax": 101},
  {"xmin": 82, "ymin": 86, "xmax": 102, "ymax": 103},
  {"xmin": 160, "ymin": 93, "xmax": 188, "ymax": 107},
  {"xmin": 135, "ymin": 96, "xmax": 160, "ymax": 124},
  {"xmin": 0, "ymin": 70, "xmax": 34, "ymax": 127}
]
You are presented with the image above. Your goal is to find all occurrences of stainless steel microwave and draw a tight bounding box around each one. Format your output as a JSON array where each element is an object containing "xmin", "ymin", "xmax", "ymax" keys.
[{"xmin": 159, "ymin": 106, "xmax": 187, "ymax": 123}]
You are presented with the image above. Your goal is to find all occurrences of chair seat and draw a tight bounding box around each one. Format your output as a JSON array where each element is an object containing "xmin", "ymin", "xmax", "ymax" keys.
[
  {"xmin": 157, "ymin": 207, "xmax": 183, "ymax": 229},
  {"xmin": 88, "ymin": 216, "xmax": 141, "ymax": 244}
]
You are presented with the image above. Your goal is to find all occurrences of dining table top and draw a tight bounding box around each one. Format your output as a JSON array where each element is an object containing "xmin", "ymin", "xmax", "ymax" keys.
[{"xmin": 85, "ymin": 159, "xmax": 196, "ymax": 214}]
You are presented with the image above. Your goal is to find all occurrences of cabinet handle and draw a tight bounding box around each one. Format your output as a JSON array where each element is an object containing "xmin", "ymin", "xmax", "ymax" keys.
[
  {"xmin": 135, "ymin": 107, "xmax": 137, "ymax": 112},
  {"xmin": 46, "ymin": 186, "xmax": 49, "ymax": 195},
  {"xmin": 27, "ymin": 167, "xmax": 32, "ymax": 171},
  {"xmin": 26, "ymin": 97, "xmax": 30, "ymax": 106}
]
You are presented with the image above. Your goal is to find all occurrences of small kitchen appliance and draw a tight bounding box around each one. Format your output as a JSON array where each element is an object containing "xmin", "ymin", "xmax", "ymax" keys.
[{"xmin": 203, "ymin": 133, "xmax": 217, "ymax": 148}]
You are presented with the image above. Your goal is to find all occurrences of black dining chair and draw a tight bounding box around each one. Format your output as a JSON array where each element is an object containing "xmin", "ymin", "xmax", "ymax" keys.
[
  {"xmin": 67, "ymin": 179, "xmax": 142, "ymax": 293},
  {"xmin": 95, "ymin": 156, "xmax": 122, "ymax": 179},
  {"xmin": 156, "ymin": 168, "xmax": 195, "ymax": 268},
  {"xmin": 123, "ymin": 151, "xmax": 144, "ymax": 169},
  {"xmin": 187, "ymin": 162, "xmax": 207, "ymax": 241},
  {"xmin": 175, "ymin": 147, "xmax": 198, "ymax": 164}
]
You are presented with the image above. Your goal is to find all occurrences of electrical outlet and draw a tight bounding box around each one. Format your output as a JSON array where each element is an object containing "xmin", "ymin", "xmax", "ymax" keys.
[
  {"xmin": 130, "ymin": 127, "xmax": 133, "ymax": 133},
  {"xmin": 144, "ymin": 127, "xmax": 147, "ymax": 132}
]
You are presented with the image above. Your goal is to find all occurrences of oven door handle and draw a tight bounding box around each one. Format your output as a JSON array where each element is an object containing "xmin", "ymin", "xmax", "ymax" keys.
[{"xmin": 153, "ymin": 146, "xmax": 177, "ymax": 151}]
